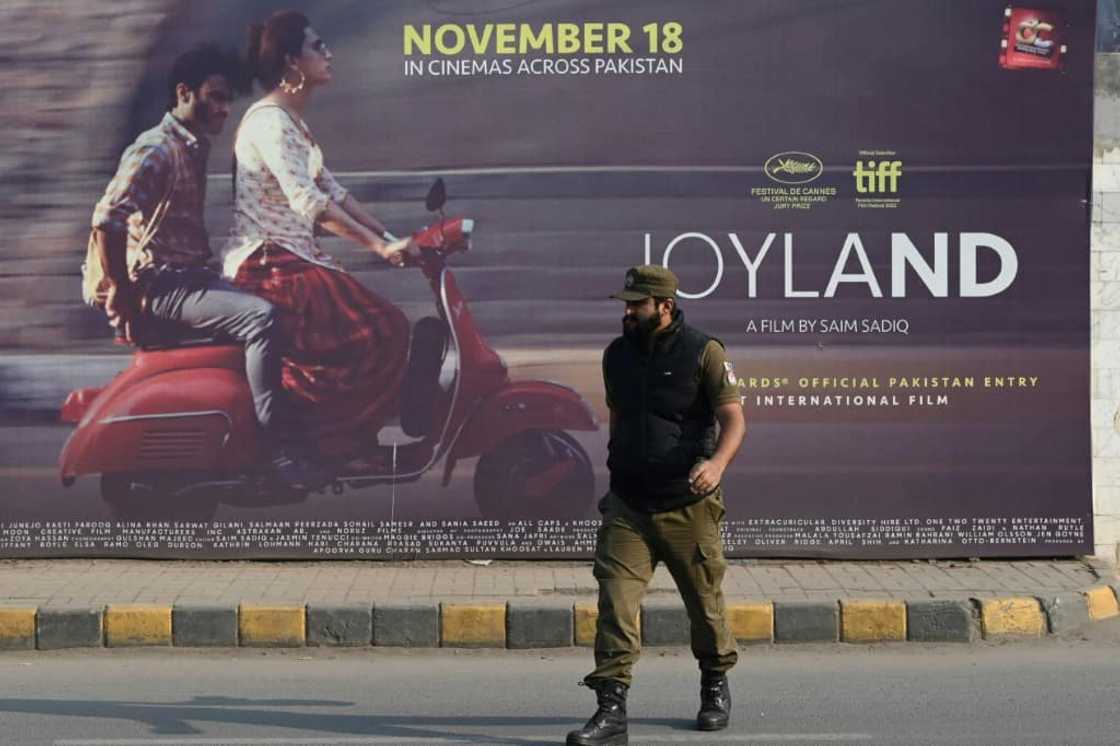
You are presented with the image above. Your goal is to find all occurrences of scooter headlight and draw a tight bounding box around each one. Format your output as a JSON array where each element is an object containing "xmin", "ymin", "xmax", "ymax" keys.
[{"xmin": 454, "ymin": 218, "xmax": 473, "ymax": 253}]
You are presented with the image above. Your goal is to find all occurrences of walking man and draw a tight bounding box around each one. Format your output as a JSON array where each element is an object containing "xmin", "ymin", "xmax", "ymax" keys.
[{"xmin": 567, "ymin": 265, "xmax": 746, "ymax": 746}]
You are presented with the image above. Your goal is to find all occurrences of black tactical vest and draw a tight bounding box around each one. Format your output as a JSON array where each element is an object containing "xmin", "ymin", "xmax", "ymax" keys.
[{"xmin": 604, "ymin": 311, "xmax": 720, "ymax": 512}]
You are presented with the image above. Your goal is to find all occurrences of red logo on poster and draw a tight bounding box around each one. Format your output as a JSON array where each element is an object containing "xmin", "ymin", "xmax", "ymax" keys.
[{"xmin": 1000, "ymin": 7, "xmax": 1066, "ymax": 70}]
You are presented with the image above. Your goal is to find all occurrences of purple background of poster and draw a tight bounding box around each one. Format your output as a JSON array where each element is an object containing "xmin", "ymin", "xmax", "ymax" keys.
[{"xmin": 0, "ymin": 0, "xmax": 1096, "ymax": 558}]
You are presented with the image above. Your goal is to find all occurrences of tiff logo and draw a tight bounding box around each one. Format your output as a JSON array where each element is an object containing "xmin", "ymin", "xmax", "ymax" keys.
[{"xmin": 853, "ymin": 160, "xmax": 903, "ymax": 194}]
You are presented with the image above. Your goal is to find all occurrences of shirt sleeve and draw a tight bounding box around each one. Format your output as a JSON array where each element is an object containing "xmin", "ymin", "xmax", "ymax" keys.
[
  {"xmin": 602, "ymin": 347, "xmax": 615, "ymax": 411},
  {"xmin": 91, "ymin": 143, "xmax": 171, "ymax": 233},
  {"xmin": 319, "ymin": 166, "xmax": 349, "ymax": 204},
  {"xmin": 699, "ymin": 340, "xmax": 744, "ymax": 407},
  {"xmin": 243, "ymin": 108, "xmax": 332, "ymax": 222}
]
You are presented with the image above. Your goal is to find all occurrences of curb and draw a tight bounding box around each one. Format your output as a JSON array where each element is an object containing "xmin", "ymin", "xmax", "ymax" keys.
[
  {"xmin": 35, "ymin": 606, "xmax": 102, "ymax": 650},
  {"xmin": 239, "ymin": 605, "xmax": 304, "ymax": 648},
  {"xmin": 0, "ymin": 608, "xmax": 36, "ymax": 651},
  {"xmin": 979, "ymin": 597, "xmax": 1047, "ymax": 639},
  {"xmin": 727, "ymin": 602, "xmax": 773, "ymax": 643},
  {"xmin": 105, "ymin": 604, "xmax": 171, "ymax": 647},
  {"xmin": 441, "ymin": 603, "xmax": 505, "ymax": 648},
  {"xmin": 172, "ymin": 605, "xmax": 237, "ymax": 647},
  {"xmin": 1038, "ymin": 592, "xmax": 1092, "ymax": 634},
  {"xmin": 775, "ymin": 601, "xmax": 838, "ymax": 643},
  {"xmin": 508, "ymin": 599, "xmax": 573, "ymax": 649},
  {"xmin": 907, "ymin": 600, "xmax": 979, "ymax": 642},
  {"xmin": 1, "ymin": 585, "xmax": 1117, "ymax": 651},
  {"xmin": 1086, "ymin": 585, "xmax": 1120, "ymax": 621},
  {"xmin": 373, "ymin": 601, "xmax": 438, "ymax": 647},
  {"xmin": 841, "ymin": 600, "xmax": 907, "ymax": 643},
  {"xmin": 307, "ymin": 604, "xmax": 373, "ymax": 647}
]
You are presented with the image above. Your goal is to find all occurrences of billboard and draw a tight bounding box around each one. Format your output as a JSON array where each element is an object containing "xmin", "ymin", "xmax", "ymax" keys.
[{"xmin": 0, "ymin": 0, "xmax": 1097, "ymax": 558}]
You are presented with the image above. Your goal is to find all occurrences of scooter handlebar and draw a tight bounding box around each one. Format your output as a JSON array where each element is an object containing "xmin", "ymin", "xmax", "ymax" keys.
[
  {"xmin": 415, "ymin": 217, "xmax": 472, "ymax": 252},
  {"xmin": 400, "ymin": 217, "xmax": 473, "ymax": 267}
]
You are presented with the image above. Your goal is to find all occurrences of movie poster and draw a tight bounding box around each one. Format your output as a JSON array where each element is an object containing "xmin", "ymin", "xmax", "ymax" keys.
[{"xmin": 0, "ymin": 0, "xmax": 1097, "ymax": 558}]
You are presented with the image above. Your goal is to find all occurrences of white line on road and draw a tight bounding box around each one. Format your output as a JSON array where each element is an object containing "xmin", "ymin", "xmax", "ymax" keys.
[{"xmin": 56, "ymin": 734, "xmax": 874, "ymax": 744}]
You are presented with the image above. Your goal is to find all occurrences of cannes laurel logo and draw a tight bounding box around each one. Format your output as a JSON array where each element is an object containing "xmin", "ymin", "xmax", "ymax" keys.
[{"xmin": 763, "ymin": 152, "xmax": 823, "ymax": 185}]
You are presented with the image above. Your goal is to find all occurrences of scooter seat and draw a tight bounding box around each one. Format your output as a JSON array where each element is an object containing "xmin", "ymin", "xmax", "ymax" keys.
[
  {"xmin": 132, "ymin": 343, "xmax": 245, "ymax": 376},
  {"xmin": 137, "ymin": 335, "xmax": 224, "ymax": 351}
]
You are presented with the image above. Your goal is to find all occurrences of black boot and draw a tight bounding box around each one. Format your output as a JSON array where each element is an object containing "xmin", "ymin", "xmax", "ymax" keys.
[
  {"xmin": 566, "ymin": 680, "xmax": 628, "ymax": 746},
  {"xmin": 697, "ymin": 673, "xmax": 731, "ymax": 731}
]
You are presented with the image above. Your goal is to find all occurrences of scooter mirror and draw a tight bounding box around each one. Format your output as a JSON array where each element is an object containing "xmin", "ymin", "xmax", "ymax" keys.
[{"xmin": 425, "ymin": 178, "xmax": 447, "ymax": 212}]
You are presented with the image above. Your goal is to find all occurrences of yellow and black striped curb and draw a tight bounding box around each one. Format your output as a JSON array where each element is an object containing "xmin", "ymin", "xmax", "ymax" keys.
[{"xmin": 1, "ymin": 585, "xmax": 1116, "ymax": 650}]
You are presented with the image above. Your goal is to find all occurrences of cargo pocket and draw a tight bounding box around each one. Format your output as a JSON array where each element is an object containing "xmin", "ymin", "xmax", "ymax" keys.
[
  {"xmin": 689, "ymin": 490, "xmax": 724, "ymax": 549},
  {"xmin": 694, "ymin": 539, "xmax": 727, "ymax": 594}
]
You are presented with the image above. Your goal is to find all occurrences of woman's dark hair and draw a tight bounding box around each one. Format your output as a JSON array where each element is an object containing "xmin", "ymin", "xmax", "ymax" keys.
[
  {"xmin": 166, "ymin": 43, "xmax": 244, "ymax": 110},
  {"xmin": 247, "ymin": 10, "xmax": 311, "ymax": 91}
]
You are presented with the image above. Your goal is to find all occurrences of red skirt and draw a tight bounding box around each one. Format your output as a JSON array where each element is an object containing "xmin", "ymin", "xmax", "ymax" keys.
[{"xmin": 233, "ymin": 245, "xmax": 409, "ymax": 458}]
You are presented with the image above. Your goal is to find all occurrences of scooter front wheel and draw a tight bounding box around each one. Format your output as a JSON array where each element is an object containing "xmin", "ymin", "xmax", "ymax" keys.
[
  {"xmin": 101, "ymin": 473, "xmax": 219, "ymax": 523},
  {"xmin": 473, "ymin": 430, "xmax": 594, "ymax": 521}
]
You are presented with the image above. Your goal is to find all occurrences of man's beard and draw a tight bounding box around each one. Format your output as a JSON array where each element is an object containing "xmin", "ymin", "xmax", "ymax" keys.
[
  {"xmin": 201, "ymin": 107, "xmax": 227, "ymax": 136},
  {"xmin": 622, "ymin": 314, "xmax": 660, "ymax": 345}
]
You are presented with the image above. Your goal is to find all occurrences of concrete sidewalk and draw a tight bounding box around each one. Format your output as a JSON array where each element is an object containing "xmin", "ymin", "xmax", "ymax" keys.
[
  {"xmin": 0, "ymin": 558, "xmax": 1108, "ymax": 606},
  {"xmin": 0, "ymin": 557, "xmax": 1117, "ymax": 650}
]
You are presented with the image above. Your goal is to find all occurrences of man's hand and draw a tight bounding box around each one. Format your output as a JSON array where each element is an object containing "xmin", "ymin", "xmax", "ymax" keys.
[
  {"xmin": 689, "ymin": 457, "xmax": 726, "ymax": 495},
  {"xmin": 689, "ymin": 402, "xmax": 746, "ymax": 495},
  {"xmin": 104, "ymin": 281, "xmax": 141, "ymax": 343}
]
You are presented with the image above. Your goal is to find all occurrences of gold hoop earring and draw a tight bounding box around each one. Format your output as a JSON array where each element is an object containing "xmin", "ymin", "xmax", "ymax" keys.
[{"xmin": 278, "ymin": 66, "xmax": 305, "ymax": 94}]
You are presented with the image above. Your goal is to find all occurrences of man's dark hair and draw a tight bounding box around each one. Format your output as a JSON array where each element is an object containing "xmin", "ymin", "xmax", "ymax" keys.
[
  {"xmin": 166, "ymin": 42, "xmax": 246, "ymax": 110},
  {"xmin": 654, "ymin": 296, "xmax": 677, "ymax": 313}
]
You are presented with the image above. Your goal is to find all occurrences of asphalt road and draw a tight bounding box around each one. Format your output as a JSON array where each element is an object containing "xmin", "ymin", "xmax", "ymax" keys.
[{"xmin": 1, "ymin": 618, "xmax": 1118, "ymax": 745}]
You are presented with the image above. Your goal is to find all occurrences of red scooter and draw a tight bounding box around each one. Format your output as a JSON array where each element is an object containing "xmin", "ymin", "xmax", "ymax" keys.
[{"xmin": 59, "ymin": 180, "xmax": 598, "ymax": 523}]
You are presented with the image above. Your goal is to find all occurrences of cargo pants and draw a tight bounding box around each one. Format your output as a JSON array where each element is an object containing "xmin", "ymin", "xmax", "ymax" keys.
[{"xmin": 585, "ymin": 488, "xmax": 738, "ymax": 687}]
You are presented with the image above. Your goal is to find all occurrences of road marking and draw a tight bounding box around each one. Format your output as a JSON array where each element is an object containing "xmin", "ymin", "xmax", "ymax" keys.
[{"xmin": 56, "ymin": 734, "xmax": 874, "ymax": 744}]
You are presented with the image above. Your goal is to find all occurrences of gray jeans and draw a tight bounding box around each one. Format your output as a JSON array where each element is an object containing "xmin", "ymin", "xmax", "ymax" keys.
[{"xmin": 143, "ymin": 266, "xmax": 282, "ymax": 435}]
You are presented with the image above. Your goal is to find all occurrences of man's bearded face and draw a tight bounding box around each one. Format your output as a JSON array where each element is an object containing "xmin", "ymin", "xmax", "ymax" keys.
[{"xmin": 622, "ymin": 298, "xmax": 664, "ymax": 343}]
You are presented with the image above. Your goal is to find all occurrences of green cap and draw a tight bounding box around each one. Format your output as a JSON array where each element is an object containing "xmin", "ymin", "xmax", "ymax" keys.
[{"xmin": 610, "ymin": 265, "xmax": 679, "ymax": 301}]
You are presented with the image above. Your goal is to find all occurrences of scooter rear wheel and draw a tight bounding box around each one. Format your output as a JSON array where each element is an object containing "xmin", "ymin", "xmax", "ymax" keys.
[
  {"xmin": 101, "ymin": 472, "xmax": 219, "ymax": 523},
  {"xmin": 473, "ymin": 430, "xmax": 594, "ymax": 521}
]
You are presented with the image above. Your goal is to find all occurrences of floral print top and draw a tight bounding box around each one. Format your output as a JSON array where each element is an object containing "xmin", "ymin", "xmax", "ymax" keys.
[{"xmin": 222, "ymin": 102, "xmax": 349, "ymax": 277}]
